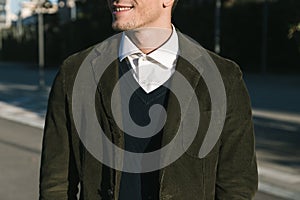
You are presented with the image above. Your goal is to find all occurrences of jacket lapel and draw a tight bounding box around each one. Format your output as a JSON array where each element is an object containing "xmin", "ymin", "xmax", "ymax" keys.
[
  {"xmin": 90, "ymin": 33, "xmax": 124, "ymax": 140},
  {"xmin": 159, "ymin": 32, "xmax": 206, "ymax": 192},
  {"xmin": 90, "ymin": 34, "xmax": 124, "ymax": 200},
  {"xmin": 160, "ymin": 32, "xmax": 204, "ymax": 147}
]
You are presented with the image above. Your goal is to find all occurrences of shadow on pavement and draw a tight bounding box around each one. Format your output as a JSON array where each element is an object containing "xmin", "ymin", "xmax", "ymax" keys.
[{"xmin": 254, "ymin": 116, "xmax": 300, "ymax": 170}]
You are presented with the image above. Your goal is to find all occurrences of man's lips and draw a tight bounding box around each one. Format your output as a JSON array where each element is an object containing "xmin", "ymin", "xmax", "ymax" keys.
[{"xmin": 112, "ymin": 5, "xmax": 134, "ymax": 14}]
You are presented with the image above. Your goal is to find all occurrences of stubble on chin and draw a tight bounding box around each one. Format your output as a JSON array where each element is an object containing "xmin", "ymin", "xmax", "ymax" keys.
[
  {"xmin": 111, "ymin": 15, "xmax": 144, "ymax": 31},
  {"xmin": 111, "ymin": 20, "xmax": 135, "ymax": 31}
]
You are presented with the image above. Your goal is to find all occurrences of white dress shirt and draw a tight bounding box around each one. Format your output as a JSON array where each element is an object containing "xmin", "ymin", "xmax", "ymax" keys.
[{"xmin": 119, "ymin": 26, "xmax": 179, "ymax": 93}]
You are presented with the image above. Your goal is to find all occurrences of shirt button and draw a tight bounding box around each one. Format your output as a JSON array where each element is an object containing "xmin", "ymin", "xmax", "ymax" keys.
[{"xmin": 107, "ymin": 189, "xmax": 114, "ymax": 198}]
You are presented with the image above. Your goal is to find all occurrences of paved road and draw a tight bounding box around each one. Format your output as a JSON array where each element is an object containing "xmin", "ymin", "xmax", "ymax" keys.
[
  {"xmin": 0, "ymin": 117, "xmax": 288, "ymax": 200},
  {"xmin": 244, "ymin": 73, "xmax": 300, "ymax": 114},
  {"xmin": 0, "ymin": 118, "xmax": 41, "ymax": 200}
]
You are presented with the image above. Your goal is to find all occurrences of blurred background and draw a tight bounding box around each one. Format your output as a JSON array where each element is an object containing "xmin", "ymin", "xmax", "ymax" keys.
[
  {"xmin": 0, "ymin": 0, "xmax": 299, "ymax": 199},
  {"xmin": 0, "ymin": 0, "xmax": 299, "ymax": 71}
]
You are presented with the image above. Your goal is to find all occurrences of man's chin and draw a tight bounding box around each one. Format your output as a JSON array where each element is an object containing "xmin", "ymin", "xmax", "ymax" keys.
[
  {"xmin": 112, "ymin": 26, "xmax": 125, "ymax": 31},
  {"xmin": 112, "ymin": 22, "xmax": 134, "ymax": 31}
]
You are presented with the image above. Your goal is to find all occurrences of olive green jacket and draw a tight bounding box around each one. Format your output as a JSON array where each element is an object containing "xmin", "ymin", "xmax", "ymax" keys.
[{"xmin": 39, "ymin": 31, "xmax": 258, "ymax": 200}]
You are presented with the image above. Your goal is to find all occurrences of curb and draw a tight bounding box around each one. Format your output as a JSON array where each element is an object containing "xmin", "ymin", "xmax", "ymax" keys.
[{"xmin": 0, "ymin": 101, "xmax": 44, "ymax": 129}]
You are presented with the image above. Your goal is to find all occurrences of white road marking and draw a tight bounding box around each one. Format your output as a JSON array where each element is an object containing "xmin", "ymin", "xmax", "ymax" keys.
[
  {"xmin": 258, "ymin": 166, "xmax": 300, "ymax": 184},
  {"xmin": 0, "ymin": 83, "xmax": 39, "ymax": 91},
  {"xmin": 258, "ymin": 182, "xmax": 300, "ymax": 200},
  {"xmin": 253, "ymin": 109, "xmax": 300, "ymax": 124}
]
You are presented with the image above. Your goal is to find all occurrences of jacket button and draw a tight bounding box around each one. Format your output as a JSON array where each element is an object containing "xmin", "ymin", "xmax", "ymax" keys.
[{"xmin": 107, "ymin": 189, "xmax": 114, "ymax": 198}]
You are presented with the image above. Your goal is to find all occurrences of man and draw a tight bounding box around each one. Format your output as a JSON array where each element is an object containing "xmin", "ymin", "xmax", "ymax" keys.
[{"xmin": 39, "ymin": 0, "xmax": 258, "ymax": 199}]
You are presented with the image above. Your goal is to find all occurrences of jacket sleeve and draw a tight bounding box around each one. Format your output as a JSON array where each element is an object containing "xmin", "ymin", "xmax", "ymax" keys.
[
  {"xmin": 215, "ymin": 66, "xmax": 258, "ymax": 199},
  {"xmin": 39, "ymin": 59, "xmax": 79, "ymax": 199}
]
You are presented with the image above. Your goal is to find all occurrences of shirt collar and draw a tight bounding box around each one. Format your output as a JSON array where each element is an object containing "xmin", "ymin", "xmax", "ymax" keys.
[{"xmin": 119, "ymin": 25, "xmax": 179, "ymax": 69}]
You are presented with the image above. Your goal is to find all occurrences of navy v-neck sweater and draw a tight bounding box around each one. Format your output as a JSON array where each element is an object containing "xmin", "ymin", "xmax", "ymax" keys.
[{"xmin": 118, "ymin": 60, "xmax": 170, "ymax": 200}]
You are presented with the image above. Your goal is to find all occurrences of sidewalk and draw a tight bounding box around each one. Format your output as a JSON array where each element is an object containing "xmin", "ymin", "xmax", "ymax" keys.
[{"xmin": 0, "ymin": 63, "xmax": 300, "ymax": 199}]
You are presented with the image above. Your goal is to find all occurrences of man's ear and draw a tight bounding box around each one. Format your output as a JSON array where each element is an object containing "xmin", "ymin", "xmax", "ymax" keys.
[{"xmin": 163, "ymin": 0, "xmax": 174, "ymax": 8}]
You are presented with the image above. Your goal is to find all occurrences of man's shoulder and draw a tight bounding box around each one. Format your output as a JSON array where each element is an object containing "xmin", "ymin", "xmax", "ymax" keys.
[
  {"xmin": 178, "ymin": 31, "xmax": 242, "ymax": 77},
  {"xmin": 60, "ymin": 33, "xmax": 122, "ymax": 72},
  {"xmin": 64, "ymin": 45, "xmax": 96, "ymax": 67},
  {"xmin": 207, "ymin": 50, "xmax": 242, "ymax": 79}
]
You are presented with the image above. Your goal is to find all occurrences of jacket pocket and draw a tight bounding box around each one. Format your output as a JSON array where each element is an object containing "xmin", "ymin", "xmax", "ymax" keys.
[
  {"xmin": 182, "ymin": 110, "xmax": 221, "ymax": 159},
  {"xmin": 181, "ymin": 110, "xmax": 221, "ymax": 199}
]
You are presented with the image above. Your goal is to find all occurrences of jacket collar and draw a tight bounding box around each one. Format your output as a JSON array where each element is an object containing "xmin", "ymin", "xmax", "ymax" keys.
[
  {"xmin": 90, "ymin": 30, "xmax": 204, "ymax": 116},
  {"xmin": 118, "ymin": 25, "xmax": 179, "ymax": 69}
]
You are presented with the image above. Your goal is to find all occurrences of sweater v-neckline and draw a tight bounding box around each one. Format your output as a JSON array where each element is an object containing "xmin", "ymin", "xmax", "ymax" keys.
[{"xmin": 119, "ymin": 59, "xmax": 170, "ymax": 105}]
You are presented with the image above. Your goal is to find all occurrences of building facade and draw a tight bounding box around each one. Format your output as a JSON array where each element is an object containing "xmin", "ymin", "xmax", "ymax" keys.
[{"xmin": 0, "ymin": 0, "xmax": 14, "ymax": 29}]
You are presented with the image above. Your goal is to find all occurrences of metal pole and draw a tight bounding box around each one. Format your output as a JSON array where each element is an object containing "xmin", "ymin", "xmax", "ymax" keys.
[
  {"xmin": 214, "ymin": 0, "xmax": 221, "ymax": 54},
  {"xmin": 0, "ymin": 31, "xmax": 2, "ymax": 50},
  {"xmin": 38, "ymin": 9, "xmax": 45, "ymax": 87},
  {"xmin": 261, "ymin": 0, "xmax": 268, "ymax": 74},
  {"xmin": 5, "ymin": 0, "xmax": 12, "ymax": 28},
  {"xmin": 69, "ymin": 0, "xmax": 77, "ymax": 21},
  {"xmin": 71, "ymin": 4, "xmax": 77, "ymax": 21}
]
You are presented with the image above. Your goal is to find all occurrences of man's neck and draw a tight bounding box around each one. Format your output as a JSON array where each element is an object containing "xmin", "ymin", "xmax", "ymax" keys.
[{"xmin": 124, "ymin": 25, "xmax": 173, "ymax": 54}]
